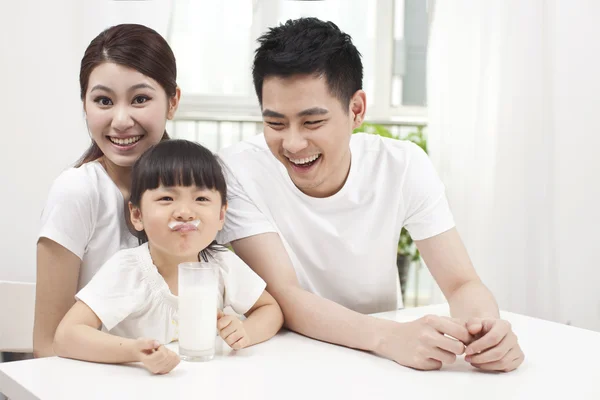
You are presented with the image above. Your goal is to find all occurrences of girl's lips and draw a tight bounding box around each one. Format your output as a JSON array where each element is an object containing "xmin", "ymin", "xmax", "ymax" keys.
[
  {"xmin": 173, "ymin": 224, "xmax": 198, "ymax": 233},
  {"xmin": 168, "ymin": 220, "xmax": 201, "ymax": 231}
]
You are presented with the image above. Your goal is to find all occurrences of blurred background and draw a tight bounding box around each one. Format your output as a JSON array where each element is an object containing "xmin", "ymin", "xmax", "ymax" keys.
[{"xmin": 0, "ymin": 0, "xmax": 598, "ymax": 347}]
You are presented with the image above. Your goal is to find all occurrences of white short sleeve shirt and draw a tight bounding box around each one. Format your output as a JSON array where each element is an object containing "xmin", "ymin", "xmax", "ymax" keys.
[
  {"xmin": 38, "ymin": 161, "xmax": 139, "ymax": 290},
  {"xmin": 75, "ymin": 243, "xmax": 267, "ymax": 344},
  {"xmin": 217, "ymin": 133, "xmax": 455, "ymax": 313}
]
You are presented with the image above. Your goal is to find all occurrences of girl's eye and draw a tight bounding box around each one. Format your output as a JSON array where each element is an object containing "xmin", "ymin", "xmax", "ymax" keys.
[
  {"xmin": 94, "ymin": 97, "xmax": 113, "ymax": 106},
  {"xmin": 159, "ymin": 196, "xmax": 173, "ymax": 201},
  {"xmin": 196, "ymin": 197, "xmax": 209, "ymax": 202},
  {"xmin": 133, "ymin": 95, "xmax": 150, "ymax": 105}
]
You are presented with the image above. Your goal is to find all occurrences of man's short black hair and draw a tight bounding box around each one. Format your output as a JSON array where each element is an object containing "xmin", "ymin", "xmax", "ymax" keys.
[{"xmin": 253, "ymin": 17, "xmax": 363, "ymax": 111}]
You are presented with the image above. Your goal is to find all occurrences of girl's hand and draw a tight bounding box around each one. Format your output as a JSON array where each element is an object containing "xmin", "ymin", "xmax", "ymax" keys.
[
  {"xmin": 217, "ymin": 310, "xmax": 250, "ymax": 350},
  {"xmin": 134, "ymin": 338, "xmax": 180, "ymax": 374}
]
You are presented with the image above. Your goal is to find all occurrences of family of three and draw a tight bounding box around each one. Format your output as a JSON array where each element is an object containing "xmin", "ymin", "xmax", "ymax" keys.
[{"xmin": 33, "ymin": 18, "xmax": 524, "ymax": 374}]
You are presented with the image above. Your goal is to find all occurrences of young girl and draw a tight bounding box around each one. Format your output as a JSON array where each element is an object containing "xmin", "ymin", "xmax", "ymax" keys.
[
  {"xmin": 53, "ymin": 140, "xmax": 284, "ymax": 374},
  {"xmin": 34, "ymin": 24, "xmax": 181, "ymax": 357}
]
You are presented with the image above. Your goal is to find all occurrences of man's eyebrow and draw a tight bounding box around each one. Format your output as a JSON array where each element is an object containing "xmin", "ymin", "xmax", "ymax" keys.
[
  {"xmin": 297, "ymin": 107, "xmax": 329, "ymax": 117},
  {"xmin": 262, "ymin": 109, "xmax": 286, "ymax": 118}
]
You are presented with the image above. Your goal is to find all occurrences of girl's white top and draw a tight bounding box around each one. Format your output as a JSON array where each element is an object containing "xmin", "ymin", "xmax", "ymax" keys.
[
  {"xmin": 39, "ymin": 161, "xmax": 139, "ymax": 290},
  {"xmin": 75, "ymin": 243, "xmax": 267, "ymax": 344}
]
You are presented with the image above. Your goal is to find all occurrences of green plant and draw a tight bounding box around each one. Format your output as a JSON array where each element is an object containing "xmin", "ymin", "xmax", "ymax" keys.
[{"xmin": 353, "ymin": 122, "xmax": 427, "ymax": 302}]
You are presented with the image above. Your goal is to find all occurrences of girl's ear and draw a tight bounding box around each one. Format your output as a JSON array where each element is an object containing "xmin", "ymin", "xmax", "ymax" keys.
[
  {"xmin": 129, "ymin": 202, "xmax": 144, "ymax": 232},
  {"xmin": 218, "ymin": 204, "xmax": 228, "ymax": 230}
]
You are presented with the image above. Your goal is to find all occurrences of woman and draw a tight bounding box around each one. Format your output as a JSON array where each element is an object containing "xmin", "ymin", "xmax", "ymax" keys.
[{"xmin": 33, "ymin": 23, "xmax": 181, "ymax": 357}]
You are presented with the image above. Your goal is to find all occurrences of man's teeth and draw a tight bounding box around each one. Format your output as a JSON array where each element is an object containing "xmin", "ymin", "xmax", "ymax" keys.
[
  {"xmin": 109, "ymin": 136, "xmax": 142, "ymax": 145},
  {"xmin": 290, "ymin": 154, "xmax": 321, "ymax": 165}
]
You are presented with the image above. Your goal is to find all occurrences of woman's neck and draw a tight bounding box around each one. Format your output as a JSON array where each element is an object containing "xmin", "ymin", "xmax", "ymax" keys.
[{"xmin": 99, "ymin": 157, "xmax": 132, "ymax": 198}]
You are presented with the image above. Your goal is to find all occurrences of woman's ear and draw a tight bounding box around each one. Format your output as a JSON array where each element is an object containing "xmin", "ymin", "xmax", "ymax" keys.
[
  {"xmin": 129, "ymin": 202, "xmax": 144, "ymax": 232},
  {"xmin": 167, "ymin": 87, "xmax": 181, "ymax": 120}
]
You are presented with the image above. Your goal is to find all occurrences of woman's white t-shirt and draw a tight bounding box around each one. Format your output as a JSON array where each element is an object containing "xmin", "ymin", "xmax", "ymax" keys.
[
  {"xmin": 38, "ymin": 161, "xmax": 138, "ymax": 290},
  {"xmin": 75, "ymin": 243, "xmax": 267, "ymax": 344}
]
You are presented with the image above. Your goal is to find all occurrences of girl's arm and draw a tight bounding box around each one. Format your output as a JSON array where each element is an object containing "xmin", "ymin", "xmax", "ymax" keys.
[
  {"xmin": 242, "ymin": 290, "xmax": 284, "ymax": 346},
  {"xmin": 33, "ymin": 238, "xmax": 81, "ymax": 358},
  {"xmin": 53, "ymin": 300, "xmax": 143, "ymax": 364}
]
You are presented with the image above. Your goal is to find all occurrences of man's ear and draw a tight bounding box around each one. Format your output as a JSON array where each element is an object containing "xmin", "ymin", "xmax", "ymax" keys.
[
  {"xmin": 349, "ymin": 89, "xmax": 367, "ymax": 130},
  {"xmin": 129, "ymin": 202, "xmax": 144, "ymax": 232}
]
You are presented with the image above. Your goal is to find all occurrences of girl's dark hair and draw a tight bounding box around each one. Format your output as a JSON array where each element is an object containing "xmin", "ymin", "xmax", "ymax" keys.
[
  {"xmin": 76, "ymin": 23, "xmax": 177, "ymax": 167},
  {"xmin": 130, "ymin": 140, "xmax": 228, "ymax": 261}
]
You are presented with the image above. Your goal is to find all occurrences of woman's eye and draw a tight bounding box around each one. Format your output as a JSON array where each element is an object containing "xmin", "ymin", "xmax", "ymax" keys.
[
  {"xmin": 159, "ymin": 196, "xmax": 173, "ymax": 201},
  {"xmin": 133, "ymin": 95, "xmax": 150, "ymax": 105},
  {"xmin": 94, "ymin": 97, "xmax": 113, "ymax": 106}
]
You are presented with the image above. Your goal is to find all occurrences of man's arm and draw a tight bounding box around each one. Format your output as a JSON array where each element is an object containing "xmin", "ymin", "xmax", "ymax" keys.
[
  {"xmin": 415, "ymin": 227, "xmax": 499, "ymax": 319},
  {"xmin": 416, "ymin": 228, "xmax": 524, "ymax": 371},
  {"xmin": 231, "ymin": 232, "xmax": 473, "ymax": 370},
  {"xmin": 231, "ymin": 233, "xmax": 383, "ymax": 352}
]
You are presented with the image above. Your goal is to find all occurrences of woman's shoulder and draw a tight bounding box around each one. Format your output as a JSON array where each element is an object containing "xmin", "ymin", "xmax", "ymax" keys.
[{"xmin": 49, "ymin": 161, "xmax": 106, "ymax": 198}]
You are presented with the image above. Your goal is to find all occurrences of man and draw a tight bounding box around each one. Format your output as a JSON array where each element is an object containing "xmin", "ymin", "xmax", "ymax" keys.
[{"xmin": 217, "ymin": 17, "xmax": 523, "ymax": 372}]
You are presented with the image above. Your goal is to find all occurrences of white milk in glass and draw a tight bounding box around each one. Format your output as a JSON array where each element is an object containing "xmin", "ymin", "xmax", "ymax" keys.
[{"xmin": 178, "ymin": 262, "xmax": 219, "ymax": 361}]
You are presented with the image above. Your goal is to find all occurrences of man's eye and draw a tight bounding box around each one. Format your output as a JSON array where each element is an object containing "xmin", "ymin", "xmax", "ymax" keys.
[
  {"xmin": 196, "ymin": 197, "xmax": 209, "ymax": 202},
  {"xmin": 267, "ymin": 121, "xmax": 284, "ymax": 127},
  {"xmin": 159, "ymin": 196, "xmax": 173, "ymax": 201},
  {"xmin": 305, "ymin": 120, "xmax": 324, "ymax": 125}
]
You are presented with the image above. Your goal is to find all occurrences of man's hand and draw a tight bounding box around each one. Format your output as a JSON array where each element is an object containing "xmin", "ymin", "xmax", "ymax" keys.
[
  {"xmin": 217, "ymin": 310, "xmax": 250, "ymax": 350},
  {"xmin": 375, "ymin": 315, "xmax": 472, "ymax": 370},
  {"xmin": 464, "ymin": 317, "xmax": 524, "ymax": 372},
  {"xmin": 135, "ymin": 338, "xmax": 180, "ymax": 374}
]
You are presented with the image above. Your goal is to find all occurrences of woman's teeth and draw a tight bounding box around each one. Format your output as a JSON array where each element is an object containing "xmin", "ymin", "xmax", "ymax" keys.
[{"xmin": 109, "ymin": 136, "xmax": 142, "ymax": 146}]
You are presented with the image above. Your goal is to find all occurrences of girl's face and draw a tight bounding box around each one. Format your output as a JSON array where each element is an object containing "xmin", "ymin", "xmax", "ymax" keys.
[
  {"xmin": 130, "ymin": 185, "xmax": 227, "ymax": 265},
  {"xmin": 84, "ymin": 62, "xmax": 180, "ymax": 168}
]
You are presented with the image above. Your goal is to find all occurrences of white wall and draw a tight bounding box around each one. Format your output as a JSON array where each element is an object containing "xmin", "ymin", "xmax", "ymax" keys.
[
  {"xmin": 0, "ymin": 0, "xmax": 170, "ymax": 283},
  {"xmin": 553, "ymin": 0, "xmax": 600, "ymax": 331},
  {"xmin": 427, "ymin": 0, "xmax": 600, "ymax": 332},
  {"xmin": 0, "ymin": 0, "xmax": 88, "ymax": 282}
]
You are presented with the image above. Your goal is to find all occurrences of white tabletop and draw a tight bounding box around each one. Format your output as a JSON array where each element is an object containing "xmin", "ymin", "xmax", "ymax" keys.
[{"xmin": 1, "ymin": 304, "xmax": 599, "ymax": 400}]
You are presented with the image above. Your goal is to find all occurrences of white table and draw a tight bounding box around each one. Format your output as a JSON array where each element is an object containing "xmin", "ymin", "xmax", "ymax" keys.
[{"xmin": 1, "ymin": 304, "xmax": 599, "ymax": 400}]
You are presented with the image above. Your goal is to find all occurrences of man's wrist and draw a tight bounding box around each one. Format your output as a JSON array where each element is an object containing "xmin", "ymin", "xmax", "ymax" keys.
[
  {"xmin": 366, "ymin": 316, "xmax": 394, "ymax": 354},
  {"xmin": 127, "ymin": 339, "xmax": 141, "ymax": 362}
]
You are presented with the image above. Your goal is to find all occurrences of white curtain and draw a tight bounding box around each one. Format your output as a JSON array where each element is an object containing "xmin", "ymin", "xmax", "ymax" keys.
[{"xmin": 427, "ymin": 0, "xmax": 600, "ymax": 329}]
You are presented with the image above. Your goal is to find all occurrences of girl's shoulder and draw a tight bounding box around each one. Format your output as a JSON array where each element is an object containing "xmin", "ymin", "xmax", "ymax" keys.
[{"xmin": 208, "ymin": 246, "xmax": 249, "ymax": 273}]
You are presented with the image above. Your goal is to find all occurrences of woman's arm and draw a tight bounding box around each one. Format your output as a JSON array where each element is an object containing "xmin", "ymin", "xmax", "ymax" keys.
[
  {"xmin": 33, "ymin": 238, "xmax": 81, "ymax": 358},
  {"xmin": 242, "ymin": 289, "xmax": 284, "ymax": 346},
  {"xmin": 53, "ymin": 300, "xmax": 141, "ymax": 363}
]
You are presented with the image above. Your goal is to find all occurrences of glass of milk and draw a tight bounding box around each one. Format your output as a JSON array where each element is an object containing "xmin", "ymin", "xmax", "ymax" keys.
[{"xmin": 178, "ymin": 262, "xmax": 219, "ymax": 362}]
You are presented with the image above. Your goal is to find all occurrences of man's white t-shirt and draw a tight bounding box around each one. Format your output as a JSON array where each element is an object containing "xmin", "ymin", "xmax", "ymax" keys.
[
  {"xmin": 76, "ymin": 243, "xmax": 266, "ymax": 344},
  {"xmin": 217, "ymin": 133, "xmax": 455, "ymax": 314},
  {"xmin": 39, "ymin": 161, "xmax": 139, "ymax": 290}
]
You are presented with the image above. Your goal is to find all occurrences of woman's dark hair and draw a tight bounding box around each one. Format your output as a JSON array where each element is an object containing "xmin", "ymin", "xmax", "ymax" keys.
[
  {"xmin": 130, "ymin": 139, "xmax": 228, "ymax": 261},
  {"xmin": 76, "ymin": 23, "xmax": 177, "ymax": 167},
  {"xmin": 253, "ymin": 17, "xmax": 363, "ymax": 110}
]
